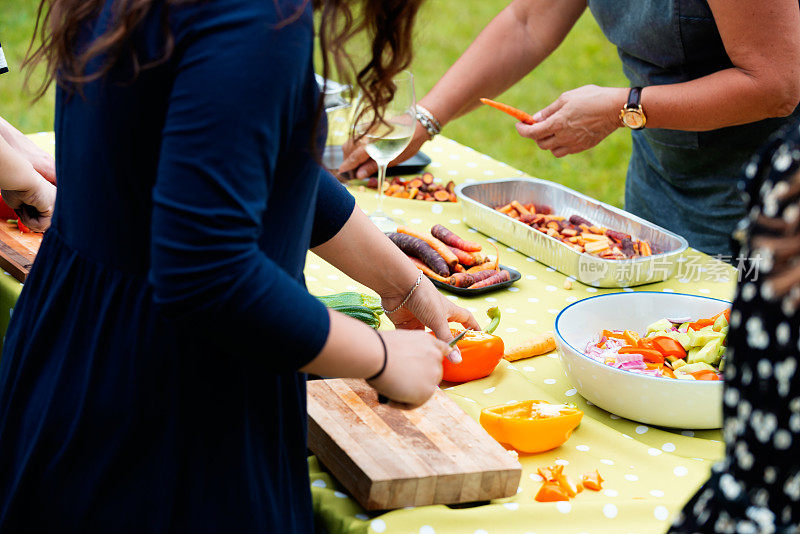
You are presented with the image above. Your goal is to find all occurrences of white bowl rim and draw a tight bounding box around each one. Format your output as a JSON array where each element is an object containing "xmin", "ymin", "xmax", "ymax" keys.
[{"xmin": 554, "ymin": 291, "xmax": 731, "ymax": 387}]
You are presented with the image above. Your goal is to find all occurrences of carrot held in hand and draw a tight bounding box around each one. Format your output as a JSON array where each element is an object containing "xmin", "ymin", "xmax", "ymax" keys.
[
  {"xmin": 503, "ymin": 332, "xmax": 557, "ymax": 361},
  {"xmin": 397, "ymin": 226, "xmax": 459, "ymax": 269},
  {"xmin": 431, "ymin": 224, "xmax": 482, "ymax": 252},
  {"xmin": 480, "ymin": 98, "xmax": 536, "ymax": 125}
]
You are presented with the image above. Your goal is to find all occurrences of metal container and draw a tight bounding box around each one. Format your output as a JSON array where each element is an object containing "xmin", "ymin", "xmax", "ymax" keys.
[{"xmin": 455, "ymin": 177, "xmax": 688, "ymax": 288}]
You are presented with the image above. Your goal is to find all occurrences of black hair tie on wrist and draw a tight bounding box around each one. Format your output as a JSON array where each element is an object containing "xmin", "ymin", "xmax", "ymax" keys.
[{"xmin": 368, "ymin": 330, "xmax": 390, "ymax": 404}]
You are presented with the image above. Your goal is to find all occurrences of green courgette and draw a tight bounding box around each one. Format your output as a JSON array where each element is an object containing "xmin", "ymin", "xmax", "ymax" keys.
[{"xmin": 316, "ymin": 292, "xmax": 383, "ymax": 329}]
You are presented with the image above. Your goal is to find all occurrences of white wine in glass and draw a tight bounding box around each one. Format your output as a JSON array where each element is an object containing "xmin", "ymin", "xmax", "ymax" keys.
[{"xmin": 359, "ymin": 71, "xmax": 415, "ymax": 232}]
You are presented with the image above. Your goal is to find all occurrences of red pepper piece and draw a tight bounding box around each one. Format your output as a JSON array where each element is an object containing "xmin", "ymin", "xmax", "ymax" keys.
[
  {"xmin": 650, "ymin": 336, "xmax": 687, "ymax": 359},
  {"xmin": 618, "ymin": 346, "xmax": 665, "ymax": 363}
]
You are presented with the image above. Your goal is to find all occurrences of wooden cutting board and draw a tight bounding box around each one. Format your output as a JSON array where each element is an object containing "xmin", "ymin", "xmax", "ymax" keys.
[
  {"xmin": 0, "ymin": 221, "xmax": 43, "ymax": 282},
  {"xmin": 307, "ymin": 378, "xmax": 522, "ymax": 510}
]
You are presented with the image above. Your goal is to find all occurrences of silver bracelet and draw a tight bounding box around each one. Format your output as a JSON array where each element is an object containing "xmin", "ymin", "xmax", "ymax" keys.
[
  {"xmin": 415, "ymin": 105, "xmax": 442, "ymax": 138},
  {"xmin": 381, "ymin": 271, "xmax": 423, "ymax": 314}
]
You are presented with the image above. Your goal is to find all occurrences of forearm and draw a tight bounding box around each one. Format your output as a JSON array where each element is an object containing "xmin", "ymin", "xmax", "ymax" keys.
[
  {"xmin": 311, "ymin": 204, "xmax": 419, "ymax": 301},
  {"xmin": 641, "ymin": 69, "xmax": 800, "ymax": 131},
  {"xmin": 300, "ymin": 310, "xmax": 383, "ymax": 377},
  {"xmin": 0, "ymin": 134, "xmax": 40, "ymax": 190},
  {"xmin": 420, "ymin": 0, "xmax": 586, "ymax": 126},
  {"xmin": 0, "ymin": 117, "xmax": 56, "ymax": 183}
]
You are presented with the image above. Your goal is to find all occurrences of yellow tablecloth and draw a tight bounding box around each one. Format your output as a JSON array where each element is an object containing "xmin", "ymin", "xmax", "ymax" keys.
[
  {"xmin": 22, "ymin": 132, "xmax": 736, "ymax": 534},
  {"xmin": 305, "ymin": 136, "xmax": 736, "ymax": 534}
]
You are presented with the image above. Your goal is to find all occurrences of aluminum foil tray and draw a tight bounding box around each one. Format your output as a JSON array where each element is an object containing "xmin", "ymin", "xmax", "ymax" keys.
[{"xmin": 455, "ymin": 178, "xmax": 688, "ymax": 288}]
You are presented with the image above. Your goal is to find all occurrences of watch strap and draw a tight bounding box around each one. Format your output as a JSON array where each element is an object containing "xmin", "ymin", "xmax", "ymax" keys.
[{"xmin": 626, "ymin": 87, "xmax": 642, "ymax": 109}]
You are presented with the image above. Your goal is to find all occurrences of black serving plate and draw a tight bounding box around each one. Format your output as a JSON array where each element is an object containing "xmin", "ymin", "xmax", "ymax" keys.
[{"xmin": 429, "ymin": 264, "xmax": 521, "ymax": 296}]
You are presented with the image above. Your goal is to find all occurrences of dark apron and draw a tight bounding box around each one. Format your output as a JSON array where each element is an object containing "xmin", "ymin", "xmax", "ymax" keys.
[{"xmin": 587, "ymin": 0, "xmax": 800, "ymax": 256}]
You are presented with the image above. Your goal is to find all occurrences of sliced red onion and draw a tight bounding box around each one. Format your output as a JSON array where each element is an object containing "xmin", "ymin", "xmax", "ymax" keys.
[{"xmin": 667, "ymin": 317, "xmax": 691, "ymax": 324}]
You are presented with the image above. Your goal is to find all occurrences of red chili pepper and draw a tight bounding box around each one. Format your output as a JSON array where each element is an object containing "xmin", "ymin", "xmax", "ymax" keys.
[
  {"xmin": 16, "ymin": 218, "xmax": 32, "ymax": 233},
  {"xmin": 618, "ymin": 346, "xmax": 665, "ymax": 363},
  {"xmin": 650, "ymin": 336, "xmax": 687, "ymax": 359}
]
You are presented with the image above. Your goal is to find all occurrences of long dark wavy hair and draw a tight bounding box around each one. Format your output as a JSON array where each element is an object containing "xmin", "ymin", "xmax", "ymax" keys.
[{"xmin": 24, "ymin": 0, "xmax": 423, "ymax": 140}]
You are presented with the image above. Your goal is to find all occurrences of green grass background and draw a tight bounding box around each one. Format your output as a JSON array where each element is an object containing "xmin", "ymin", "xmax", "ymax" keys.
[{"xmin": 0, "ymin": 0, "xmax": 630, "ymax": 206}]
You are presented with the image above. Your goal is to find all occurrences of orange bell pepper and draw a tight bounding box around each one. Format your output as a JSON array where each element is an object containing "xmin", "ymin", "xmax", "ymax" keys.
[
  {"xmin": 650, "ymin": 336, "xmax": 687, "ymax": 359},
  {"xmin": 622, "ymin": 330, "xmax": 640, "ymax": 346},
  {"xmin": 691, "ymin": 370, "xmax": 721, "ymax": 381},
  {"xmin": 581, "ymin": 470, "xmax": 604, "ymax": 491},
  {"xmin": 535, "ymin": 480, "xmax": 570, "ymax": 502},
  {"xmin": 441, "ymin": 329, "xmax": 504, "ymax": 382},
  {"xmin": 442, "ymin": 307, "xmax": 504, "ymax": 383},
  {"xmin": 617, "ymin": 346, "xmax": 664, "ymax": 364},
  {"xmin": 538, "ymin": 466, "xmax": 560, "ymax": 481},
  {"xmin": 688, "ymin": 309, "xmax": 729, "ymax": 331},
  {"xmin": 602, "ymin": 329, "xmax": 626, "ymax": 340},
  {"xmin": 687, "ymin": 318, "xmax": 714, "ymax": 331},
  {"xmin": 479, "ymin": 400, "xmax": 583, "ymax": 454}
]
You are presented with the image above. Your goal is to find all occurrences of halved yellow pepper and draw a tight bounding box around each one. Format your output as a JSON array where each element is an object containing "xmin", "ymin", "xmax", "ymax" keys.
[{"xmin": 479, "ymin": 400, "xmax": 583, "ymax": 454}]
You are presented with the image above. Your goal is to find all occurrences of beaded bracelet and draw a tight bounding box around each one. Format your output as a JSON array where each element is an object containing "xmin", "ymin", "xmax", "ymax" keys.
[{"xmin": 415, "ymin": 105, "xmax": 442, "ymax": 139}]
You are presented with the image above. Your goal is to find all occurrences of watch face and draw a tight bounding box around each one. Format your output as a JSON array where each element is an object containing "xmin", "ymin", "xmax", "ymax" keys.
[{"xmin": 623, "ymin": 110, "xmax": 645, "ymax": 129}]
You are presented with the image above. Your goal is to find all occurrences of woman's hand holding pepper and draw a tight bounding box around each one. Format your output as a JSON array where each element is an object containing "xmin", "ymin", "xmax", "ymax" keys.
[
  {"xmin": 381, "ymin": 276, "xmax": 481, "ymax": 364},
  {"xmin": 516, "ymin": 85, "xmax": 627, "ymax": 158},
  {"xmin": 368, "ymin": 329, "xmax": 450, "ymax": 407}
]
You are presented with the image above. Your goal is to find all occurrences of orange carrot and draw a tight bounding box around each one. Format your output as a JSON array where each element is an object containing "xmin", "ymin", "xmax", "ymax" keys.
[
  {"xmin": 448, "ymin": 246, "xmax": 479, "ymax": 267},
  {"xmin": 503, "ymin": 332, "xmax": 556, "ymax": 361},
  {"xmin": 466, "ymin": 242, "xmax": 500, "ymax": 273},
  {"xmin": 480, "ymin": 98, "xmax": 536, "ymax": 125},
  {"xmin": 407, "ymin": 256, "xmax": 448, "ymax": 283},
  {"xmin": 431, "ymin": 224, "xmax": 482, "ymax": 252},
  {"xmin": 397, "ymin": 226, "xmax": 459, "ymax": 269}
]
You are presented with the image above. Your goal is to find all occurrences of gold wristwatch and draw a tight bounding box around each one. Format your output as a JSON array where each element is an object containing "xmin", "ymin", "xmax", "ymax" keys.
[{"xmin": 619, "ymin": 87, "xmax": 646, "ymax": 130}]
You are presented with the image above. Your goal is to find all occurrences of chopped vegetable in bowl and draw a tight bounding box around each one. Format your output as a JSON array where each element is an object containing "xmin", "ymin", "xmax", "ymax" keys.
[{"xmin": 582, "ymin": 309, "xmax": 730, "ymax": 380}]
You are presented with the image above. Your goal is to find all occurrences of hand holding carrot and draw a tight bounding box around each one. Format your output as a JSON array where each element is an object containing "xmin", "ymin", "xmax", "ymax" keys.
[{"xmin": 515, "ymin": 85, "xmax": 626, "ymax": 158}]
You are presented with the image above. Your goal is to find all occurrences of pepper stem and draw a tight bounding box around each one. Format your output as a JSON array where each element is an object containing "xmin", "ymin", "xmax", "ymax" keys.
[{"xmin": 484, "ymin": 306, "xmax": 501, "ymax": 334}]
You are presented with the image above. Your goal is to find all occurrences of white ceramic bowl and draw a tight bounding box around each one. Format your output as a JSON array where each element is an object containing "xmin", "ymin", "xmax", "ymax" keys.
[{"xmin": 554, "ymin": 291, "xmax": 729, "ymax": 429}]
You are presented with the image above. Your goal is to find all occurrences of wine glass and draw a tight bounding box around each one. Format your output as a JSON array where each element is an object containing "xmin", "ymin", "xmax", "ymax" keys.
[{"xmin": 358, "ymin": 71, "xmax": 415, "ymax": 232}]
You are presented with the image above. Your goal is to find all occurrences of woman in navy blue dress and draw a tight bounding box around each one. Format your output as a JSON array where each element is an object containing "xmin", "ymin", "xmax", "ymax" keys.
[{"xmin": 0, "ymin": 0, "xmax": 477, "ymax": 531}]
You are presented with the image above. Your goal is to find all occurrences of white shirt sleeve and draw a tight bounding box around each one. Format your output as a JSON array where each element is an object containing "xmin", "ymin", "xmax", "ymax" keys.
[{"xmin": 0, "ymin": 41, "xmax": 9, "ymax": 75}]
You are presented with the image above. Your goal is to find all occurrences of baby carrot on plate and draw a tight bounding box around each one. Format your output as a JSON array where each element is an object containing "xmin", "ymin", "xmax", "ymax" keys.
[{"xmin": 480, "ymin": 98, "xmax": 536, "ymax": 125}]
